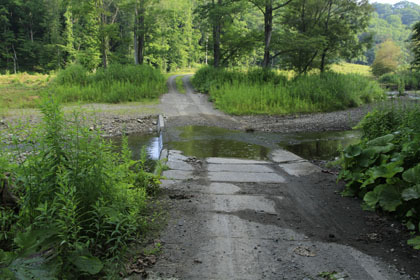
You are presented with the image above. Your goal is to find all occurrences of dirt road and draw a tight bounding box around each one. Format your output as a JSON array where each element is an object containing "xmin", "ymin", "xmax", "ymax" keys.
[{"xmin": 137, "ymin": 76, "xmax": 420, "ymax": 279}]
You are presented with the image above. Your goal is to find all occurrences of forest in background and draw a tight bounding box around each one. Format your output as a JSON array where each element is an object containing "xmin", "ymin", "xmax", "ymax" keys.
[{"xmin": 2, "ymin": 0, "xmax": 420, "ymax": 74}]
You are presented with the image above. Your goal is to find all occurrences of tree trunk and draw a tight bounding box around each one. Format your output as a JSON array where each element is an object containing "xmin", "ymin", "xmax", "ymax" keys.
[
  {"xmin": 212, "ymin": 0, "xmax": 222, "ymax": 67},
  {"xmin": 319, "ymin": 0, "xmax": 332, "ymax": 73},
  {"xmin": 320, "ymin": 48, "xmax": 328, "ymax": 73},
  {"xmin": 12, "ymin": 44, "xmax": 18, "ymax": 74},
  {"xmin": 134, "ymin": 5, "xmax": 139, "ymax": 64},
  {"xmin": 213, "ymin": 21, "xmax": 221, "ymax": 67},
  {"xmin": 137, "ymin": 4, "xmax": 145, "ymax": 65},
  {"xmin": 263, "ymin": 3, "xmax": 273, "ymax": 68}
]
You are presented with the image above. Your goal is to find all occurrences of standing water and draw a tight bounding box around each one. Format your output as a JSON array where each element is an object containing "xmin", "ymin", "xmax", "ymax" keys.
[{"xmin": 115, "ymin": 126, "xmax": 362, "ymax": 161}]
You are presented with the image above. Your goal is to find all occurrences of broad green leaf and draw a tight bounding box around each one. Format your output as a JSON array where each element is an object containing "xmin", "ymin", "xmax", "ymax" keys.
[
  {"xmin": 402, "ymin": 185, "xmax": 420, "ymax": 201},
  {"xmin": 366, "ymin": 134, "xmax": 394, "ymax": 146},
  {"xmin": 370, "ymin": 162, "xmax": 403, "ymax": 179},
  {"xmin": 363, "ymin": 191, "xmax": 379, "ymax": 209},
  {"xmin": 369, "ymin": 144, "xmax": 395, "ymax": 154},
  {"xmin": 378, "ymin": 185, "xmax": 402, "ymax": 212},
  {"xmin": 402, "ymin": 164, "xmax": 420, "ymax": 184},
  {"xmin": 406, "ymin": 221, "xmax": 416, "ymax": 230},
  {"xmin": 70, "ymin": 255, "xmax": 103, "ymax": 275},
  {"xmin": 9, "ymin": 256, "xmax": 57, "ymax": 280},
  {"xmin": 344, "ymin": 145, "xmax": 362, "ymax": 158},
  {"xmin": 408, "ymin": 236, "xmax": 420, "ymax": 250}
]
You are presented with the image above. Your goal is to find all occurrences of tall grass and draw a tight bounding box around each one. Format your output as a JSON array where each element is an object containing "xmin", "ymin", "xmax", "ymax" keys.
[
  {"xmin": 52, "ymin": 64, "xmax": 167, "ymax": 103},
  {"xmin": 379, "ymin": 70, "xmax": 420, "ymax": 91},
  {"xmin": 193, "ymin": 66, "xmax": 384, "ymax": 115}
]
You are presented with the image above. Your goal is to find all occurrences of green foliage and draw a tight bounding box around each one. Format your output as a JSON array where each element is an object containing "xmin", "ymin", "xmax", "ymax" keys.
[
  {"xmin": 339, "ymin": 104, "xmax": 420, "ymax": 250},
  {"xmin": 51, "ymin": 64, "xmax": 166, "ymax": 103},
  {"xmin": 0, "ymin": 98, "xmax": 162, "ymax": 278},
  {"xmin": 192, "ymin": 66, "xmax": 384, "ymax": 115},
  {"xmin": 379, "ymin": 70, "xmax": 420, "ymax": 90},
  {"xmin": 371, "ymin": 39, "xmax": 401, "ymax": 77}
]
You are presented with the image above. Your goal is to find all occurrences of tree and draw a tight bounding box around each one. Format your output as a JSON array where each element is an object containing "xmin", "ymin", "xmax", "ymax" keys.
[
  {"xmin": 371, "ymin": 39, "xmax": 401, "ymax": 77},
  {"xmin": 278, "ymin": 0, "xmax": 372, "ymax": 74},
  {"xmin": 247, "ymin": 0, "xmax": 292, "ymax": 68},
  {"xmin": 411, "ymin": 21, "xmax": 420, "ymax": 70},
  {"xmin": 195, "ymin": 0, "xmax": 255, "ymax": 67}
]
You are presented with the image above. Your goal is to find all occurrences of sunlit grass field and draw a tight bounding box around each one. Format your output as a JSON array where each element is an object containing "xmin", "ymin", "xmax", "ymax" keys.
[{"xmin": 0, "ymin": 73, "xmax": 51, "ymax": 110}]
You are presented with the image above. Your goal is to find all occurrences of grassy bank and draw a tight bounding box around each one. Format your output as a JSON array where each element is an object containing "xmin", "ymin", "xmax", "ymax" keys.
[
  {"xmin": 379, "ymin": 71, "xmax": 420, "ymax": 91},
  {"xmin": 338, "ymin": 103, "xmax": 420, "ymax": 250},
  {"xmin": 0, "ymin": 99, "xmax": 164, "ymax": 278},
  {"xmin": 53, "ymin": 64, "xmax": 167, "ymax": 103},
  {"xmin": 192, "ymin": 66, "xmax": 384, "ymax": 115}
]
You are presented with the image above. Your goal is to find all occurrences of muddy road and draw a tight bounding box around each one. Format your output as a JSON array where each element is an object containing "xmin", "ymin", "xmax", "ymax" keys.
[{"xmin": 133, "ymin": 76, "xmax": 420, "ymax": 280}]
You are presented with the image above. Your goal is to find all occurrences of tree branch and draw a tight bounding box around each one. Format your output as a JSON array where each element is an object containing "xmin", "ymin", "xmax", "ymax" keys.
[{"xmin": 273, "ymin": 0, "xmax": 293, "ymax": 11}]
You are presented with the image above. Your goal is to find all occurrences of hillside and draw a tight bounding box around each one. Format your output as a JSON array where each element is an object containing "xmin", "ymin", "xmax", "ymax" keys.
[{"xmin": 365, "ymin": 1, "xmax": 420, "ymax": 64}]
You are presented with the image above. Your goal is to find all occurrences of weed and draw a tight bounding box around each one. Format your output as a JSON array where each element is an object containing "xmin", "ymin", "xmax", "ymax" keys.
[{"xmin": 0, "ymin": 97, "xmax": 163, "ymax": 278}]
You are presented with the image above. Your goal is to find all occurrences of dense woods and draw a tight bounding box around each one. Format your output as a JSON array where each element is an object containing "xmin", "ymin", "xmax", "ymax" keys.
[{"xmin": 3, "ymin": 0, "xmax": 420, "ymax": 74}]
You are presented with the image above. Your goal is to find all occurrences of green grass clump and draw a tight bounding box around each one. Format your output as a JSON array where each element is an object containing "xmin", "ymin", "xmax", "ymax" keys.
[
  {"xmin": 175, "ymin": 76, "xmax": 186, "ymax": 94},
  {"xmin": 0, "ymin": 98, "xmax": 163, "ymax": 278},
  {"xmin": 53, "ymin": 64, "xmax": 166, "ymax": 103},
  {"xmin": 193, "ymin": 66, "xmax": 384, "ymax": 115},
  {"xmin": 338, "ymin": 103, "xmax": 420, "ymax": 250}
]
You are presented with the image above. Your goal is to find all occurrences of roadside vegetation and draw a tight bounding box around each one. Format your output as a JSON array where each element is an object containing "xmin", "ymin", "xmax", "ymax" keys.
[
  {"xmin": 338, "ymin": 103, "xmax": 420, "ymax": 250},
  {"xmin": 52, "ymin": 64, "xmax": 166, "ymax": 103},
  {"xmin": 192, "ymin": 66, "xmax": 384, "ymax": 115},
  {"xmin": 0, "ymin": 98, "xmax": 164, "ymax": 278}
]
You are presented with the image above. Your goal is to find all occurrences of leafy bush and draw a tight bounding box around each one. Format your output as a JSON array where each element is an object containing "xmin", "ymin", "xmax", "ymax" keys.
[
  {"xmin": 52, "ymin": 64, "xmax": 167, "ymax": 103},
  {"xmin": 338, "ymin": 104, "xmax": 420, "ymax": 250},
  {"xmin": 0, "ymin": 98, "xmax": 162, "ymax": 278},
  {"xmin": 193, "ymin": 66, "xmax": 384, "ymax": 115}
]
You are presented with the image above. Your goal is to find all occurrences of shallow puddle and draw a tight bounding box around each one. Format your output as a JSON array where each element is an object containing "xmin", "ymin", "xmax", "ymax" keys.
[
  {"xmin": 116, "ymin": 126, "xmax": 361, "ymax": 161},
  {"xmin": 277, "ymin": 130, "xmax": 362, "ymax": 160}
]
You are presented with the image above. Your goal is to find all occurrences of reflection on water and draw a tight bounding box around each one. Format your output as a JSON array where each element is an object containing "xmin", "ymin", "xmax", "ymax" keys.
[
  {"xmin": 111, "ymin": 133, "xmax": 161, "ymax": 160},
  {"xmin": 278, "ymin": 130, "xmax": 362, "ymax": 160},
  {"xmin": 115, "ymin": 126, "xmax": 362, "ymax": 162},
  {"xmin": 166, "ymin": 125, "xmax": 269, "ymax": 160},
  {"xmin": 168, "ymin": 139, "xmax": 269, "ymax": 160}
]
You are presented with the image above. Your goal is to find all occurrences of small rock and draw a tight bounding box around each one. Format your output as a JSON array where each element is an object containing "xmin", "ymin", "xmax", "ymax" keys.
[
  {"xmin": 137, "ymin": 119, "xmax": 144, "ymax": 123},
  {"xmin": 152, "ymin": 121, "xmax": 157, "ymax": 125}
]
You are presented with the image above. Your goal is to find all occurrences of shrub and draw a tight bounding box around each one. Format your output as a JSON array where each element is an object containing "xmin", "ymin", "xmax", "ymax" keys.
[
  {"xmin": 0, "ymin": 98, "xmax": 162, "ymax": 278},
  {"xmin": 339, "ymin": 104, "xmax": 420, "ymax": 250}
]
